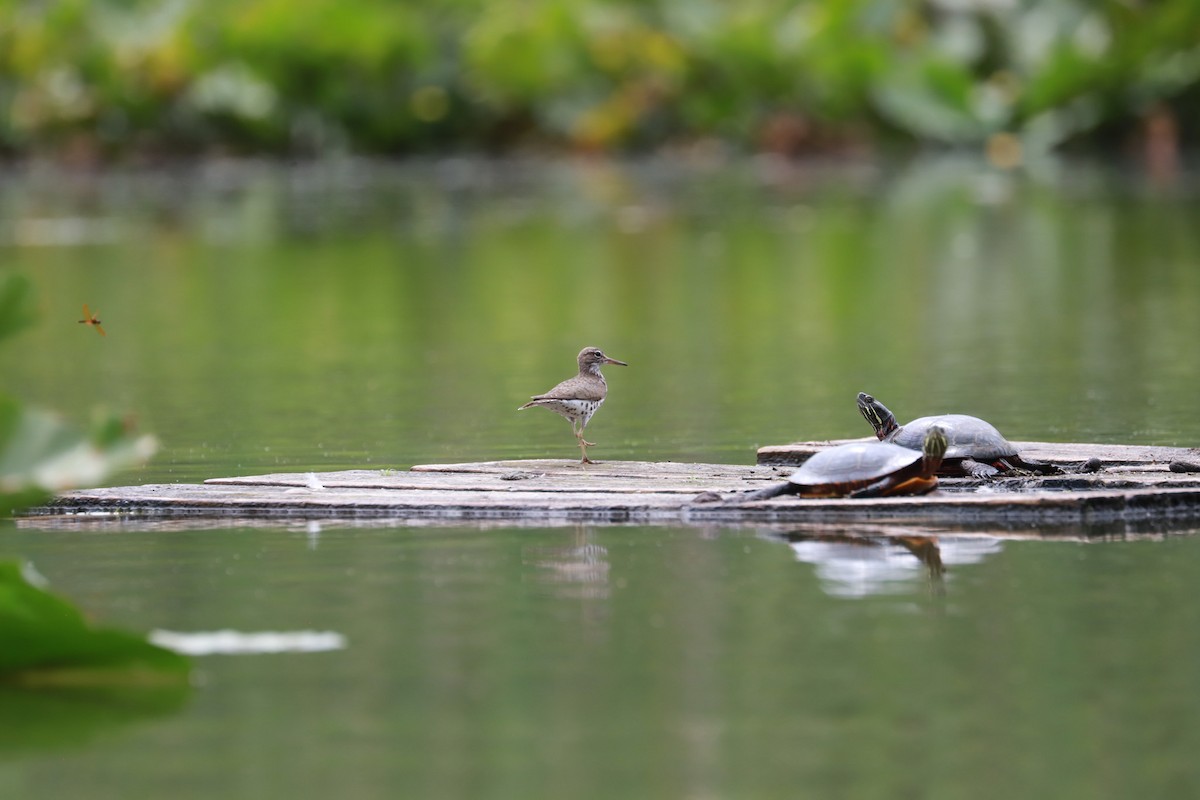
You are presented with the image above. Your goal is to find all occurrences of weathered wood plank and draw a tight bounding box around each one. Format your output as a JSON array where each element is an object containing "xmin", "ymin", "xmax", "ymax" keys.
[
  {"xmin": 206, "ymin": 461, "xmax": 778, "ymax": 494},
  {"xmin": 40, "ymin": 479, "xmax": 702, "ymax": 522}
]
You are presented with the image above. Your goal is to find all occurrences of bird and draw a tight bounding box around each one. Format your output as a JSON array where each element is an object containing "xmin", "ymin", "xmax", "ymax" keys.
[
  {"xmin": 78, "ymin": 304, "xmax": 105, "ymax": 336},
  {"xmin": 518, "ymin": 346, "xmax": 627, "ymax": 464}
]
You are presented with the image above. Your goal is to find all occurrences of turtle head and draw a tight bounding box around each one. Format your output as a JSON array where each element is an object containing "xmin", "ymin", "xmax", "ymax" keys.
[
  {"xmin": 857, "ymin": 392, "xmax": 899, "ymax": 440},
  {"xmin": 923, "ymin": 425, "xmax": 948, "ymax": 472}
]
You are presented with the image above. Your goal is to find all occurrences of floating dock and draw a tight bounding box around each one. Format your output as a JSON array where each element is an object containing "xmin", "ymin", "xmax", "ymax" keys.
[{"xmin": 24, "ymin": 441, "xmax": 1200, "ymax": 534}]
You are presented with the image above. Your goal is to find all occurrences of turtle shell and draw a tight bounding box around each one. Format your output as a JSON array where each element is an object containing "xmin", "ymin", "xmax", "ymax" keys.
[
  {"xmin": 788, "ymin": 442, "xmax": 924, "ymax": 493},
  {"xmin": 889, "ymin": 414, "xmax": 1016, "ymax": 461}
]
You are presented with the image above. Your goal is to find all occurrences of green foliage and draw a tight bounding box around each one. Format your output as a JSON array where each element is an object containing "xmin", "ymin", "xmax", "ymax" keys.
[
  {"xmin": 0, "ymin": 274, "xmax": 157, "ymax": 516},
  {"xmin": 0, "ymin": 561, "xmax": 189, "ymax": 683},
  {"xmin": 0, "ymin": 0, "xmax": 1197, "ymax": 153}
]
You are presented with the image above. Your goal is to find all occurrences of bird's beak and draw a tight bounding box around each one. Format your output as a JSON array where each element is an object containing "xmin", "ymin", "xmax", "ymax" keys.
[{"xmin": 605, "ymin": 357, "xmax": 628, "ymax": 367}]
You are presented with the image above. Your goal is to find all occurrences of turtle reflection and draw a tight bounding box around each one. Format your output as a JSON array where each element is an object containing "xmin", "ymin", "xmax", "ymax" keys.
[{"xmin": 777, "ymin": 528, "xmax": 1003, "ymax": 598}]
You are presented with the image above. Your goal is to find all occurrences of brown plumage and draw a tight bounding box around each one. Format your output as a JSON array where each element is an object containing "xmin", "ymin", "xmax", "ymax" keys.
[{"xmin": 519, "ymin": 346, "xmax": 627, "ymax": 463}]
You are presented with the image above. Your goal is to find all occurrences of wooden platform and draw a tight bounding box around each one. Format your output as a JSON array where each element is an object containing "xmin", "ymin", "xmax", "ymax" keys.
[{"xmin": 23, "ymin": 441, "xmax": 1200, "ymax": 534}]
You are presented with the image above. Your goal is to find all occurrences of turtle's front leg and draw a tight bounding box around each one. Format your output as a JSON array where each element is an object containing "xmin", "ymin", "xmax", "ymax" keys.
[{"xmin": 961, "ymin": 459, "xmax": 1000, "ymax": 479}]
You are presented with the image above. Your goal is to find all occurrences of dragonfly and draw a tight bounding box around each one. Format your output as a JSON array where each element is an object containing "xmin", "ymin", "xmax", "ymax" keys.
[{"xmin": 78, "ymin": 304, "xmax": 106, "ymax": 336}]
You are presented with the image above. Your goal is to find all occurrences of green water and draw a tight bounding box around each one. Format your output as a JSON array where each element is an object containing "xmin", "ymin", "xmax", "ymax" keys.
[
  {"xmin": 3, "ymin": 158, "xmax": 1199, "ymax": 478},
  {"xmin": 3, "ymin": 157, "xmax": 1200, "ymax": 797},
  {"xmin": 5, "ymin": 524, "xmax": 1200, "ymax": 798}
]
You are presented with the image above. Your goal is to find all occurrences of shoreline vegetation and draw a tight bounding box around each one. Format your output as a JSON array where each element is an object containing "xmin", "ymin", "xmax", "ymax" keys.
[{"xmin": 1, "ymin": 1, "xmax": 1197, "ymax": 169}]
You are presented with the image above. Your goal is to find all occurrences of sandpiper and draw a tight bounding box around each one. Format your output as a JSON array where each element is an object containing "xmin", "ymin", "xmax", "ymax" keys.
[{"xmin": 519, "ymin": 346, "xmax": 627, "ymax": 464}]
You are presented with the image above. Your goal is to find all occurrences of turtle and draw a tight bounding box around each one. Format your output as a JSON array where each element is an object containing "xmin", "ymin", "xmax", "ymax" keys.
[
  {"xmin": 856, "ymin": 392, "xmax": 1061, "ymax": 478},
  {"xmin": 745, "ymin": 425, "xmax": 948, "ymax": 500}
]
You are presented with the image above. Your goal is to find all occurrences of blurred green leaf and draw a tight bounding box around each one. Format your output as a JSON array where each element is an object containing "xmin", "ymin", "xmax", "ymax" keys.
[
  {"xmin": 0, "ymin": 396, "xmax": 157, "ymax": 516},
  {"xmin": 0, "ymin": 561, "xmax": 189, "ymax": 683},
  {"xmin": 873, "ymin": 59, "xmax": 990, "ymax": 142}
]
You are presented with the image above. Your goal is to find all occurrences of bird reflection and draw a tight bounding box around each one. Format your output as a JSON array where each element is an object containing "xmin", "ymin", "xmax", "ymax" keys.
[
  {"xmin": 778, "ymin": 528, "xmax": 1003, "ymax": 598},
  {"xmin": 522, "ymin": 525, "xmax": 610, "ymax": 600}
]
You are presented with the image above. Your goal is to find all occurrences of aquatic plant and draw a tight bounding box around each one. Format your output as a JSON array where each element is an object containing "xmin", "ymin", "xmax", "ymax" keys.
[{"xmin": 0, "ymin": 560, "xmax": 189, "ymax": 684}]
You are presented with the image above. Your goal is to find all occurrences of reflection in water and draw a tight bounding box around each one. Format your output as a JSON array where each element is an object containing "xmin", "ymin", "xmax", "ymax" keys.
[
  {"xmin": 148, "ymin": 629, "xmax": 347, "ymax": 655},
  {"xmin": 779, "ymin": 530, "xmax": 1003, "ymax": 598},
  {"xmin": 522, "ymin": 526, "xmax": 611, "ymax": 600},
  {"xmin": 0, "ymin": 684, "xmax": 191, "ymax": 754}
]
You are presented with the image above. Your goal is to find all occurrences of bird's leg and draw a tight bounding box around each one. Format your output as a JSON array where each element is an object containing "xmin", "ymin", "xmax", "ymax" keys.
[
  {"xmin": 570, "ymin": 420, "xmax": 594, "ymax": 463},
  {"xmin": 570, "ymin": 419, "xmax": 596, "ymax": 448},
  {"xmin": 566, "ymin": 422, "xmax": 595, "ymax": 465},
  {"xmin": 578, "ymin": 423, "xmax": 595, "ymax": 447}
]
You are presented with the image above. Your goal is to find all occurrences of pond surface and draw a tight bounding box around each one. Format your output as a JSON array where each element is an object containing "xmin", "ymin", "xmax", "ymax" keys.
[
  {"xmin": 3, "ymin": 157, "xmax": 1199, "ymax": 477},
  {"xmin": 2, "ymin": 157, "xmax": 1200, "ymax": 797},
  {"xmin": 6, "ymin": 521, "xmax": 1200, "ymax": 798}
]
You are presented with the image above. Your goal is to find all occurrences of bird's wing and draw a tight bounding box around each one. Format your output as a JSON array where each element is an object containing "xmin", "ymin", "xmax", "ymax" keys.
[{"xmin": 532, "ymin": 377, "xmax": 604, "ymax": 402}]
